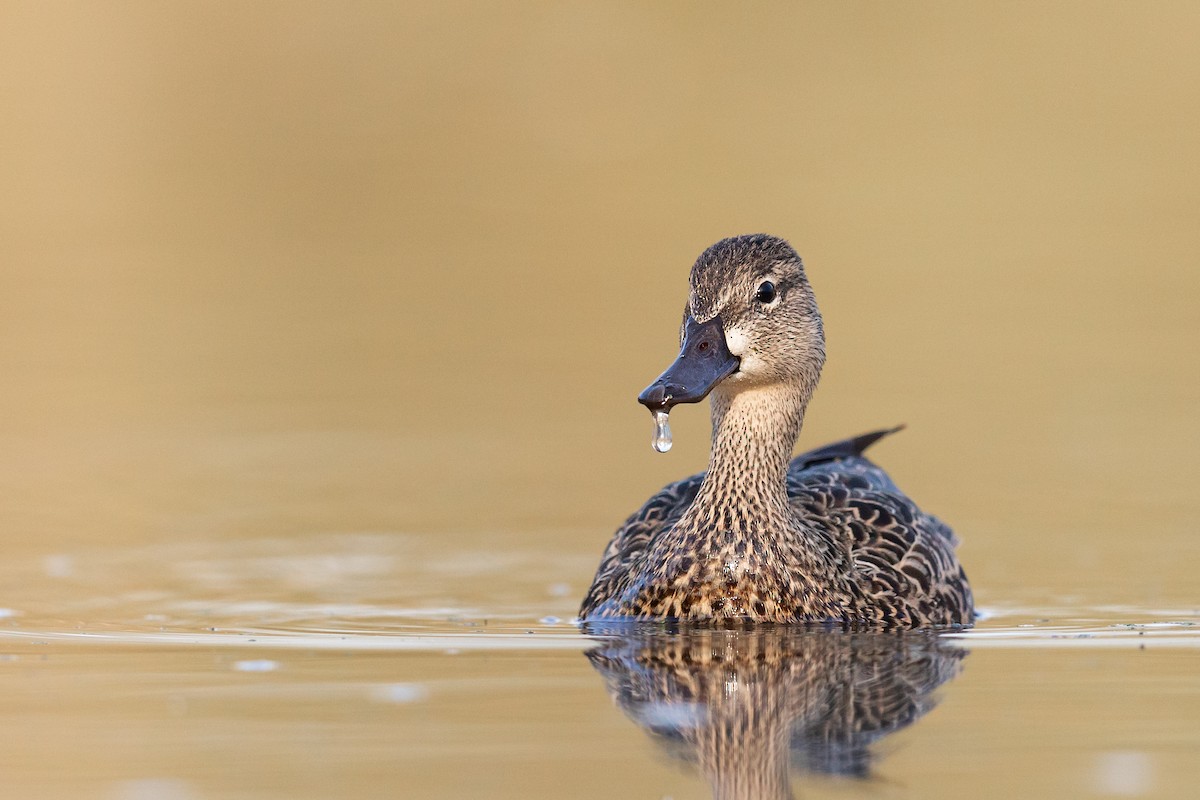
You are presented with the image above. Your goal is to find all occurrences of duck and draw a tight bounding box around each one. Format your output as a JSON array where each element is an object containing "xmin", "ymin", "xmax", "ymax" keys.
[{"xmin": 579, "ymin": 234, "xmax": 973, "ymax": 628}]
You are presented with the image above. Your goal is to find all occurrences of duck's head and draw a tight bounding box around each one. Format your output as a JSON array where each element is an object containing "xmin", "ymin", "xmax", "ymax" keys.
[{"xmin": 638, "ymin": 234, "xmax": 825, "ymax": 413}]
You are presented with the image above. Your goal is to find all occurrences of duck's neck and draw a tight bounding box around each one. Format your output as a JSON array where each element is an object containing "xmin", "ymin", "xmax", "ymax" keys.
[{"xmin": 693, "ymin": 383, "xmax": 808, "ymax": 519}]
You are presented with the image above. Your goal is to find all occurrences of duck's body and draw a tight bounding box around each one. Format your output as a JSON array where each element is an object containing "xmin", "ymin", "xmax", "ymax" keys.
[
  {"xmin": 580, "ymin": 235, "xmax": 973, "ymax": 628},
  {"xmin": 580, "ymin": 426, "xmax": 972, "ymax": 626}
]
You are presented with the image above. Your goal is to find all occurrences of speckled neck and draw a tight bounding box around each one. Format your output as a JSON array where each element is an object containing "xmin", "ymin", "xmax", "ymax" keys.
[{"xmin": 691, "ymin": 384, "xmax": 808, "ymax": 523}]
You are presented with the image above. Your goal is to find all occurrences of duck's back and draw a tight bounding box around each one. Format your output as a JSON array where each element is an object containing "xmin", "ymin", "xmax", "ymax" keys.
[
  {"xmin": 785, "ymin": 430, "xmax": 973, "ymax": 626},
  {"xmin": 579, "ymin": 428, "xmax": 973, "ymax": 626}
]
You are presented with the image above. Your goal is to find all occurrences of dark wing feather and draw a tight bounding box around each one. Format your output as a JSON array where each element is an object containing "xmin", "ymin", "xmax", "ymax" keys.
[
  {"xmin": 790, "ymin": 425, "xmax": 905, "ymax": 471},
  {"xmin": 786, "ymin": 429, "xmax": 972, "ymax": 625}
]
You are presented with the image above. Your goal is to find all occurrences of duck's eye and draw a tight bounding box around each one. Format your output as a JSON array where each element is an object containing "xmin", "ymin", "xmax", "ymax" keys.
[{"xmin": 755, "ymin": 281, "xmax": 777, "ymax": 304}]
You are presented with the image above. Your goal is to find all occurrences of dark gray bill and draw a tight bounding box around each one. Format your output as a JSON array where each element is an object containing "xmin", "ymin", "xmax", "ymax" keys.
[{"xmin": 637, "ymin": 315, "xmax": 740, "ymax": 412}]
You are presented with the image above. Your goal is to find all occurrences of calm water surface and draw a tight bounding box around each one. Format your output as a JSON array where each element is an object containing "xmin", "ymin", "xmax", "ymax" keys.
[
  {"xmin": 1, "ymin": 533, "xmax": 1198, "ymax": 799},
  {"xmin": 2, "ymin": 3, "xmax": 1199, "ymax": 799}
]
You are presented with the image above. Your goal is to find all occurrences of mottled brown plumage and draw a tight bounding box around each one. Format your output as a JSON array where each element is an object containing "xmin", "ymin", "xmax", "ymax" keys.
[{"xmin": 580, "ymin": 234, "xmax": 973, "ymax": 627}]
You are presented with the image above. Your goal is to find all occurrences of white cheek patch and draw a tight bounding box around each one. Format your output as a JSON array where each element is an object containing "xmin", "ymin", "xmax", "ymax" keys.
[
  {"xmin": 724, "ymin": 324, "xmax": 768, "ymax": 378},
  {"xmin": 723, "ymin": 325, "xmax": 750, "ymax": 357}
]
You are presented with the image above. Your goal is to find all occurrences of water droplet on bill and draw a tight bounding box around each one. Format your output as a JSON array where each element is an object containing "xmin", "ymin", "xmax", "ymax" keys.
[{"xmin": 652, "ymin": 410, "xmax": 672, "ymax": 453}]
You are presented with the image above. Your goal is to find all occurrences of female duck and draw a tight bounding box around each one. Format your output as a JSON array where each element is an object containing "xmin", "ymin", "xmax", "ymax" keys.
[{"xmin": 580, "ymin": 235, "xmax": 973, "ymax": 628}]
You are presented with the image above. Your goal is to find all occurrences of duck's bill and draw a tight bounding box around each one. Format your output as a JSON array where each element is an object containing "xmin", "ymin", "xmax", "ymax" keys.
[{"xmin": 637, "ymin": 316, "xmax": 740, "ymax": 412}]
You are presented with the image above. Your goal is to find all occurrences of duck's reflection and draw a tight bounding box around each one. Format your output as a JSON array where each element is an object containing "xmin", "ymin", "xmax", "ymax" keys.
[{"xmin": 584, "ymin": 626, "xmax": 965, "ymax": 799}]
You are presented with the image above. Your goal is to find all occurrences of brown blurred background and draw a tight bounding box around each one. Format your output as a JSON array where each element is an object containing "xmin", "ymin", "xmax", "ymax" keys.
[{"xmin": 1, "ymin": 1, "xmax": 1197, "ymax": 608}]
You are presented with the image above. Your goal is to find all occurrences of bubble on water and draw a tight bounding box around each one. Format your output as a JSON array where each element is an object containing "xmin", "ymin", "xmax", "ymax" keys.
[
  {"xmin": 110, "ymin": 778, "xmax": 198, "ymax": 800},
  {"xmin": 651, "ymin": 409, "xmax": 672, "ymax": 453},
  {"xmin": 372, "ymin": 683, "xmax": 429, "ymax": 704},
  {"xmin": 44, "ymin": 554, "xmax": 73, "ymax": 578},
  {"xmin": 1093, "ymin": 750, "xmax": 1153, "ymax": 796}
]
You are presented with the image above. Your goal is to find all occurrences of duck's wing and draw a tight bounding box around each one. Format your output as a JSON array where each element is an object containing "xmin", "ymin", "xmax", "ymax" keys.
[
  {"xmin": 791, "ymin": 425, "xmax": 906, "ymax": 473},
  {"xmin": 579, "ymin": 471, "xmax": 705, "ymax": 618},
  {"xmin": 786, "ymin": 428, "xmax": 972, "ymax": 626},
  {"xmin": 789, "ymin": 425, "xmax": 918, "ymax": 497}
]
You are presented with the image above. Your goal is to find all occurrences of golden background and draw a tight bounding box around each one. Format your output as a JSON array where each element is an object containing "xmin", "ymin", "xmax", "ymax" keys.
[
  {"xmin": 0, "ymin": 3, "xmax": 1198, "ymax": 797},
  {"xmin": 3, "ymin": 2, "xmax": 1196, "ymax": 599}
]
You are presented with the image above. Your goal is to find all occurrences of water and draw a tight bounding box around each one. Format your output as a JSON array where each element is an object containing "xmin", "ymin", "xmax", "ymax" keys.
[
  {"xmin": 2, "ymin": 533, "xmax": 1200, "ymax": 797},
  {"xmin": 652, "ymin": 409, "xmax": 674, "ymax": 453},
  {"xmin": 2, "ymin": 3, "xmax": 1199, "ymax": 798}
]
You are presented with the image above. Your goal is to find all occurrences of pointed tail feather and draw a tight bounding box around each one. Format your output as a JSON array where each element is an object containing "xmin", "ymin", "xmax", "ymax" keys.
[{"xmin": 792, "ymin": 425, "xmax": 906, "ymax": 469}]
